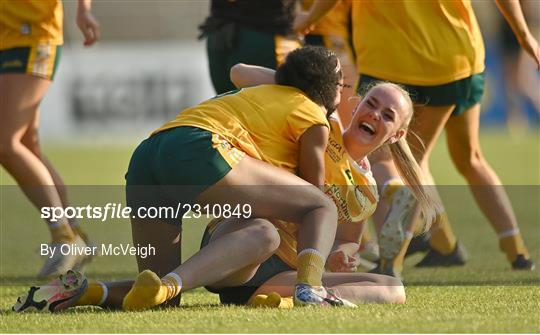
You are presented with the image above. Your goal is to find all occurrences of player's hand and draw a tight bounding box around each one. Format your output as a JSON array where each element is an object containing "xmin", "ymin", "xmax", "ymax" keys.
[
  {"xmin": 76, "ymin": 9, "xmax": 100, "ymax": 47},
  {"xmin": 293, "ymin": 11, "xmax": 315, "ymax": 36},
  {"xmin": 326, "ymin": 250, "xmax": 359, "ymax": 273},
  {"xmin": 517, "ymin": 33, "xmax": 540, "ymax": 70}
]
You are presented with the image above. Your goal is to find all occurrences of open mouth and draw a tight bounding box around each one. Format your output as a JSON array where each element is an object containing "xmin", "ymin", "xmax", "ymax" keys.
[{"xmin": 359, "ymin": 121, "xmax": 376, "ymax": 136}]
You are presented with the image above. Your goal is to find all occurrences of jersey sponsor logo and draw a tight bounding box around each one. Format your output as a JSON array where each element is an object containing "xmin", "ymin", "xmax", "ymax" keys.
[
  {"xmin": 1, "ymin": 59, "xmax": 23, "ymax": 69},
  {"xmin": 326, "ymin": 136, "xmax": 344, "ymax": 163}
]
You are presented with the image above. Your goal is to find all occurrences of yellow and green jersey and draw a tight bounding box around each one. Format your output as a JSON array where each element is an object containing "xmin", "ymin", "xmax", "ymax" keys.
[
  {"xmin": 152, "ymin": 85, "xmax": 329, "ymax": 174},
  {"xmin": 352, "ymin": 0, "xmax": 485, "ymax": 85},
  {"xmin": 273, "ymin": 118, "xmax": 379, "ymax": 268},
  {"xmin": 0, "ymin": 0, "xmax": 63, "ymax": 50}
]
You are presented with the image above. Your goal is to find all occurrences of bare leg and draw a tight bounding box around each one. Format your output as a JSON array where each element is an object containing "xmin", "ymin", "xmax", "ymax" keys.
[
  {"xmin": 196, "ymin": 156, "xmax": 338, "ymax": 267},
  {"xmin": 76, "ymin": 217, "xmax": 279, "ymax": 309},
  {"xmin": 122, "ymin": 156, "xmax": 337, "ymax": 310},
  {"xmin": 251, "ymin": 270, "xmax": 405, "ymax": 304},
  {"xmin": 0, "ymin": 74, "xmax": 74, "ymax": 243},
  {"xmin": 131, "ymin": 217, "xmax": 182, "ymax": 306},
  {"xmin": 445, "ymin": 104, "xmax": 518, "ymax": 234},
  {"xmin": 184, "ymin": 218, "xmax": 280, "ymax": 291},
  {"xmin": 20, "ymin": 108, "xmax": 84, "ymax": 232}
]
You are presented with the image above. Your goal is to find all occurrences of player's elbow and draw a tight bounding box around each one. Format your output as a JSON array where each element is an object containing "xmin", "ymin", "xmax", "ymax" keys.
[{"xmin": 230, "ymin": 63, "xmax": 247, "ymax": 88}]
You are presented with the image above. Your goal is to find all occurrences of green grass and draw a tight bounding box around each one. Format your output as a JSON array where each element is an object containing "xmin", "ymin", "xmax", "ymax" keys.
[{"xmin": 1, "ymin": 129, "xmax": 539, "ymax": 333}]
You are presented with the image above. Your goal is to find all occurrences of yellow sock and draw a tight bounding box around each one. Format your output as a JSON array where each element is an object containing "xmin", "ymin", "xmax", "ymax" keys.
[
  {"xmin": 387, "ymin": 234, "xmax": 413, "ymax": 275},
  {"xmin": 296, "ymin": 249, "xmax": 325, "ymax": 287},
  {"xmin": 250, "ymin": 293, "xmax": 294, "ymax": 308},
  {"xmin": 71, "ymin": 224, "xmax": 90, "ymax": 244},
  {"xmin": 360, "ymin": 227, "xmax": 373, "ymax": 245},
  {"xmin": 50, "ymin": 223, "xmax": 76, "ymax": 243},
  {"xmin": 122, "ymin": 270, "xmax": 170, "ymax": 311},
  {"xmin": 161, "ymin": 273, "xmax": 182, "ymax": 301},
  {"xmin": 499, "ymin": 233, "xmax": 529, "ymax": 262},
  {"xmin": 429, "ymin": 212, "xmax": 456, "ymax": 255},
  {"xmin": 382, "ymin": 178, "xmax": 405, "ymax": 202},
  {"xmin": 76, "ymin": 281, "xmax": 107, "ymax": 306}
]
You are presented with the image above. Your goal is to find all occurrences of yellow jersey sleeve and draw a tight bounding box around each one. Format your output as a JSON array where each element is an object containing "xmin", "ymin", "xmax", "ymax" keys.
[
  {"xmin": 285, "ymin": 104, "xmax": 329, "ymax": 142},
  {"xmin": 152, "ymin": 85, "xmax": 329, "ymax": 174},
  {"xmin": 352, "ymin": 0, "xmax": 484, "ymax": 85},
  {"xmin": 0, "ymin": 0, "xmax": 63, "ymax": 50}
]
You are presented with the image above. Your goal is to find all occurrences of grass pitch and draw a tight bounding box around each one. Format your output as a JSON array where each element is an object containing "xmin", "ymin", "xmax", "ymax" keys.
[{"xmin": 1, "ymin": 130, "xmax": 539, "ymax": 333}]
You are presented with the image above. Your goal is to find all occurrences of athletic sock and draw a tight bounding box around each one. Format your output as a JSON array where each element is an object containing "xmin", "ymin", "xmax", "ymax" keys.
[
  {"xmin": 70, "ymin": 219, "xmax": 90, "ymax": 244},
  {"xmin": 49, "ymin": 222, "xmax": 76, "ymax": 243},
  {"xmin": 360, "ymin": 226, "xmax": 373, "ymax": 245},
  {"xmin": 296, "ymin": 249, "xmax": 325, "ymax": 287},
  {"xmin": 387, "ymin": 232, "xmax": 413, "ymax": 275},
  {"xmin": 161, "ymin": 272, "xmax": 183, "ymax": 301},
  {"xmin": 76, "ymin": 281, "xmax": 108, "ymax": 306},
  {"xmin": 122, "ymin": 270, "xmax": 179, "ymax": 311},
  {"xmin": 381, "ymin": 178, "xmax": 405, "ymax": 202},
  {"xmin": 251, "ymin": 292, "xmax": 294, "ymax": 308},
  {"xmin": 498, "ymin": 229, "xmax": 529, "ymax": 262},
  {"xmin": 428, "ymin": 212, "xmax": 457, "ymax": 255}
]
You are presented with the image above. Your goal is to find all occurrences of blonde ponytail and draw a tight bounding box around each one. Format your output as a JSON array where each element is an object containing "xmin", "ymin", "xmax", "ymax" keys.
[
  {"xmin": 381, "ymin": 82, "xmax": 441, "ymax": 231},
  {"xmin": 388, "ymin": 137, "xmax": 440, "ymax": 231}
]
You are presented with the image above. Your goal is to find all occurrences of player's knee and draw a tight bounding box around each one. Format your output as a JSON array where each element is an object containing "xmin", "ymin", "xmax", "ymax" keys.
[
  {"xmin": 388, "ymin": 282, "xmax": 406, "ymax": 304},
  {"xmin": 0, "ymin": 139, "xmax": 20, "ymax": 164},
  {"xmin": 21, "ymin": 130, "xmax": 40, "ymax": 156},
  {"xmin": 453, "ymin": 149, "xmax": 485, "ymax": 178},
  {"xmin": 382, "ymin": 276, "xmax": 406, "ymax": 304},
  {"xmin": 250, "ymin": 219, "xmax": 280, "ymax": 255},
  {"xmin": 315, "ymin": 194, "xmax": 338, "ymax": 224}
]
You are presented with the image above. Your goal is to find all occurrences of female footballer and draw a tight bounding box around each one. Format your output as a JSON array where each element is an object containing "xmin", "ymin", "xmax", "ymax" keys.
[
  {"xmin": 295, "ymin": 0, "xmax": 539, "ymax": 275},
  {"xmin": 0, "ymin": 0, "xmax": 100, "ymax": 279}
]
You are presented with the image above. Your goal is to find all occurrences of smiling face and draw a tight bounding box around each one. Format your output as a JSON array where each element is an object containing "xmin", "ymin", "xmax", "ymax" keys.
[{"xmin": 343, "ymin": 83, "xmax": 412, "ymax": 160}]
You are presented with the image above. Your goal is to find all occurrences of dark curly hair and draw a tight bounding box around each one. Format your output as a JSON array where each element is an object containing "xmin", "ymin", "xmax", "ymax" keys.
[{"xmin": 275, "ymin": 46, "xmax": 341, "ymax": 117}]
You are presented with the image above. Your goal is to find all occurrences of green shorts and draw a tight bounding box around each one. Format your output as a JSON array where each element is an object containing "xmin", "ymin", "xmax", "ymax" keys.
[
  {"xmin": 200, "ymin": 222, "xmax": 293, "ymax": 305},
  {"xmin": 0, "ymin": 45, "xmax": 62, "ymax": 80},
  {"xmin": 125, "ymin": 126, "xmax": 244, "ymax": 226},
  {"xmin": 206, "ymin": 24, "xmax": 300, "ymax": 94},
  {"xmin": 357, "ymin": 73, "xmax": 485, "ymax": 116}
]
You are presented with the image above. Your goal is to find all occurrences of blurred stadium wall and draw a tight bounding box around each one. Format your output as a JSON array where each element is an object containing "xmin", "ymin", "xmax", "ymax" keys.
[
  {"xmin": 41, "ymin": 0, "xmax": 213, "ymax": 139},
  {"xmin": 39, "ymin": 1, "xmax": 538, "ymax": 140}
]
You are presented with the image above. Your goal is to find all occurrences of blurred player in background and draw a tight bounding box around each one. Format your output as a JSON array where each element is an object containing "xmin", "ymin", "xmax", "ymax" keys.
[
  {"xmin": 300, "ymin": 0, "xmax": 356, "ymax": 128},
  {"xmin": 296, "ymin": 0, "xmax": 539, "ymax": 276},
  {"xmin": 198, "ymin": 0, "xmax": 301, "ymax": 94},
  {"xmin": 0, "ymin": 0, "xmax": 100, "ymax": 279},
  {"xmin": 498, "ymin": 2, "xmax": 540, "ymax": 136}
]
